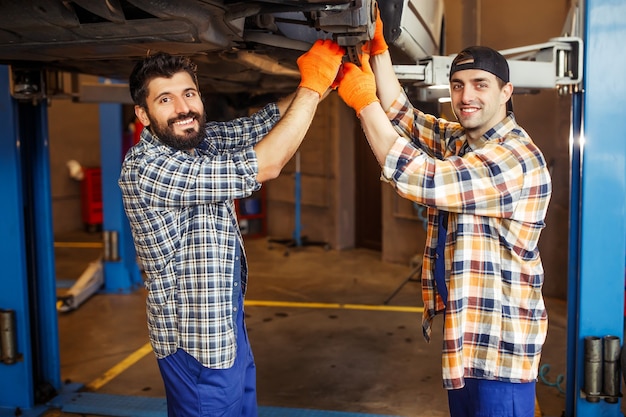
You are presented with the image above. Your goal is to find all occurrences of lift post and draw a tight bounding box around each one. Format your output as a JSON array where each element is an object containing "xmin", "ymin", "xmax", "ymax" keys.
[
  {"xmin": 0, "ymin": 69, "xmax": 142, "ymax": 416},
  {"xmin": 566, "ymin": 0, "xmax": 626, "ymax": 415},
  {"xmin": 97, "ymin": 85, "xmax": 143, "ymax": 294},
  {"xmin": 0, "ymin": 65, "xmax": 61, "ymax": 416}
]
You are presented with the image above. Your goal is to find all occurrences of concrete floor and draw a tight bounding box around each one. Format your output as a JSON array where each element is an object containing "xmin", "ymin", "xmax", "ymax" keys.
[{"xmin": 52, "ymin": 231, "xmax": 572, "ymax": 417}]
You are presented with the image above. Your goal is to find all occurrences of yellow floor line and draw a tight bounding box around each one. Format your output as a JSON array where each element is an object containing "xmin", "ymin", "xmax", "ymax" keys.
[
  {"xmin": 86, "ymin": 342, "xmax": 153, "ymax": 391},
  {"xmin": 245, "ymin": 300, "xmax": 424, "ymax": 313},
  {"xmin": 535, "ymin": 396, "xmax": 542, "ymax": 416},
  {"xmin": 55, "ymin": 241, "xmax": 103, "ymax": 248},
  {"xmin": 85, "ymin": 300, "xmax": 422, "ymax": 390},
  {"xmin": 78, "ymin": 294, "xmax": 543, "ymax": 414}
]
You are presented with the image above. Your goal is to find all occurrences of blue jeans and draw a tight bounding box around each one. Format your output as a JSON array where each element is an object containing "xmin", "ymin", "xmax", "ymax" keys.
[
  {"xmin": 447, "ymin": 378, "xmax": 535, "ymax": 417},
  {"xmin": 157, "ymin": 298, "xmax": 257, "ymax": 417}
]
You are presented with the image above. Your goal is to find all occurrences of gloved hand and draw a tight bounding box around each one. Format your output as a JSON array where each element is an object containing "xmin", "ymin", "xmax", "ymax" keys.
[
  {"xmin": 337, "ymin": 53, "xmax": 379, "ymax": 116},
  {"xmin": 297, "ymin": 39, "xmax": 345, "ymax": 97},
  {"xmin": 369, "ymin": 5, "xmax": 388, "ymax": 56}
]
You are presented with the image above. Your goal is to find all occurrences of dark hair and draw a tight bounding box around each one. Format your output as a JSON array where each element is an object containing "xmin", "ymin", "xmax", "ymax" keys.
[{"xmin": 128, "ymin": 52, "xmax": 199, "ymax": 107}]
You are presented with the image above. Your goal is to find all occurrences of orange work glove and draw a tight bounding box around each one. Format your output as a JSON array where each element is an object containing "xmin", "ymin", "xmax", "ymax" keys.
[
  {"xmin": 369, "ymin": 5, "xmax": 388, "ymax": 56},
  {"xmin": 337, "ymin": 53, "xmax": 379, "ymax": 116},
  {"xmin": 297, "ymin": 39, "xmax": 345, "ymax": 97}
]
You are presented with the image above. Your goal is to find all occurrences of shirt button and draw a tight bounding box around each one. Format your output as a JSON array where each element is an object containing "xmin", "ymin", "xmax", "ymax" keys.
[
  {"xmin": 234, "ymin": 282, "xmax": 238, "ymax": 287},
  {"xmin": 233, "ymin": 307, "xmax": 238, "ymax": 312},
  {"xmin": 235, "ymin": 256, "xmax": 240, "ymax": 261}
]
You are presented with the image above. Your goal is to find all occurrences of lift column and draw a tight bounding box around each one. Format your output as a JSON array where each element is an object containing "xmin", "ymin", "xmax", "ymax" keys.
[
  {"xmin": 566, "ymin": 0, "xmax": 626, "ymax": 415},
  {"xmin": 0, "ymin": 66, "xmax": 61, "ymax": 416},
  {"xmin": 98, "ymin": 83, "xmax": 142, "ymax": 293}
]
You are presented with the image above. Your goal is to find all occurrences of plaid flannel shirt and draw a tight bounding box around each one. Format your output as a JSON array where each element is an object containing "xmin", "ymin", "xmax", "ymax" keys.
[
  {"xmin": 383, "ymin": 91, "xmax": 551, "ymax": 389},
  {"xmin": 118, "ymin": 103, "xmax": 280, "ymax": 368}
]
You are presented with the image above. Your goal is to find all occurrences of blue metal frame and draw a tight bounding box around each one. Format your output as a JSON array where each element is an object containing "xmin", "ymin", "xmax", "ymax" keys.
[
  {"xmin": 0, "ymin": 65, "xmax": 60, "ymax": 415},
  {"xmin": 99, "ymin": 98, "xmax": 142, "ymax": 293},
  {"xmin": 0, "ymin": 65, "xmax": 34, "ymax": 413},
  {"xmin": 566, "ymin": 0, "xmax": 626, "ymax": 415},
  {"xmin": 566, "ymin": 90, "xmax": 583, "ymax": 417},
  {"xmin": 24, "ymin": 85, "xmax": 62, "ymax": 398}
]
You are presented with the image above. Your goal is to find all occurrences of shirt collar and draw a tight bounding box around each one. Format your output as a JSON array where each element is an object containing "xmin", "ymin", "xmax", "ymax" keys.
[{"xmin": 467, "ymin": 112, "xmax": 517, "ymax": 152}]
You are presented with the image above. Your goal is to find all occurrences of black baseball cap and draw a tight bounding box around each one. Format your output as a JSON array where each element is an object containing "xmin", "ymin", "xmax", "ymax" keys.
[
  {"xmin": 449, "ymin": 46, "xmax": 510, "ymax": 83},
  {"xmin": 449, "ymin": 46, "xmax": 513, "ymax": 112}
]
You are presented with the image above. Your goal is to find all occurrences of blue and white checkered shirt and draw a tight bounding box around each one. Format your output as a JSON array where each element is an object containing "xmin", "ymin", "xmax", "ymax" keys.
[{"xmin": 119, "ymin": 102, "xmax": 280, "ymax": 368}]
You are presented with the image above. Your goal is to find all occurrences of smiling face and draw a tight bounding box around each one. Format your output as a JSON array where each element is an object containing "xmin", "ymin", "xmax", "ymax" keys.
[
  {"xmin": 449, "ymin": 69, "xmax": 513, "ymax": 141},
  {"xmin": 134, "ymin": 71, "xmax": 207, "ymax": 151}
]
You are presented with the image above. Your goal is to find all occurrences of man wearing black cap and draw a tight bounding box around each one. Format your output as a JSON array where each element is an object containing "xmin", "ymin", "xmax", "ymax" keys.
[{"xmin": 335, "ymin": 10, "xmax": 551, "ymax": 417}]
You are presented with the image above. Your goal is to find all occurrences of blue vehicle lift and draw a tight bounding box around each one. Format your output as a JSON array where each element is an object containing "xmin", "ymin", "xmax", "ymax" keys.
[
  {"xmin": 0, "ymin": 0, "xmax": 624, "ymax": 415},
  {"xmin": 0, "ymin": 66, "xmax": 60, "ymax": 417},
  {"xmin": 0, "ymin": 70, "xmax": 141, "ymax": 416},
  {"xmin": 565, "ymin": 0, "xmax": 626, "ymax": 415}
]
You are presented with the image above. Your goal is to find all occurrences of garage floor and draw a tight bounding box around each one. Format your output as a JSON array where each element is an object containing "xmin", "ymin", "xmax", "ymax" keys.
[{"xmin": 51, "ymin": 230, "xmax": 572, "ymax": 417}]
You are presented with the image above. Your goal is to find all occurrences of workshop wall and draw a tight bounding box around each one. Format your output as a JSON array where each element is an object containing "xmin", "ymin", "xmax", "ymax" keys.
[
  {"xmin": 265, "ymin": 94, "xmax": 356, "ymax": 251},
  {"xmin": 48, "ymin": 74, "xmax": 101, "ymax": 233}
]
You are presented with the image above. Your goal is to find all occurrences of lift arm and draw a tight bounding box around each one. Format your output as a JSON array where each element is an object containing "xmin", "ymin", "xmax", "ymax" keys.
[{"xmin": 392, "ymin": 36, "xmax": 583, "ymax": 99}]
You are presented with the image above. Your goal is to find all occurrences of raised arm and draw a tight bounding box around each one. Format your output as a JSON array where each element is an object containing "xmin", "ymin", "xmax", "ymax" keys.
[
  {"xmin": 337, "ymin": 54, "xmax": 399, "ymax": 167},
  {"xmin": 334, "ymin": 5, "xmax": 406, "ymax": 166},
  {"xmin": 254, "ymin": 88, "xmax": 319, "ymax": 182},
  {"xmin": 366, "ymin": 7, "xmax": 403, "ymax": 111},
  {"xmin": 254, "ymin": 39, "xmax": 344, "ymax": 182}
]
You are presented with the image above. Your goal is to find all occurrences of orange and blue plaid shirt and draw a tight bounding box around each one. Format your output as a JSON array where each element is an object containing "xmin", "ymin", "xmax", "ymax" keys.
[{"xmin": 383, "ymin": 92, "xmax": 552, "ymax": 389}]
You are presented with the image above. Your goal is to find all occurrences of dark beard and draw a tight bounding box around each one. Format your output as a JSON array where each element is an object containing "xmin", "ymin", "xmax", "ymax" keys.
[{"xmin": 149, "ymin": 111, "xmax": 207, "ymax": 151}]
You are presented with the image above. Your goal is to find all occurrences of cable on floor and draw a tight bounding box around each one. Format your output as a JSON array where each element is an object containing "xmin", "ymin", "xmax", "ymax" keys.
[{"xmin": 538, "ymin": 363, "xmax": 566, "ymax": 394}]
